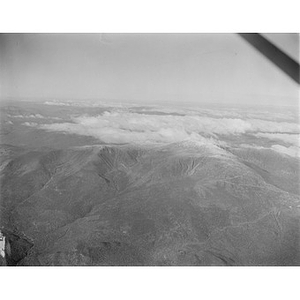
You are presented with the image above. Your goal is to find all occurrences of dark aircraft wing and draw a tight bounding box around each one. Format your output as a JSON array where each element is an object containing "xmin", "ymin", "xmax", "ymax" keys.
[{"xmin": 238, "ymin": 33, "xmax": 299, "ymax": 84}]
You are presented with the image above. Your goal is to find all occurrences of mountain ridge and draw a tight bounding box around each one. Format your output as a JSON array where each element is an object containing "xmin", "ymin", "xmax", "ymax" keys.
[{"xmin": 1, "ymin": 141, "xmax": 299, "ymax": 265}]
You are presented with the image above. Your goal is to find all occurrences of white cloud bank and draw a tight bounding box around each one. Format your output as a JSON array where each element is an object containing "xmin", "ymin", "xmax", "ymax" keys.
[
  {"xmin": 126, "ymin": 105, "xmax": 296, "ymax": 123},
  {"xmin": 8, "ymin": 113, "xmax": 61, "ymax": 120},
  {"xmin": 22, "ymin": 111, "xmax": 300, "ymax": 146},
  {"xmin": 8, "ymin": 113, "xmax": 45, "ymax": 119},
  {"xmin": 44, "ymin": 101, "xmax": 72, "ymax": 106},
  {"xmin": 254, "ymin": 133, "xmax": 300, "ymax": 147},
  {"xmin": 241, "ymin": 144, "xmax": 300, "ymax": 158},
  {"xmin": 22, "ymin": 122, "xmax": 39, "ymax": 127},
  {"xmin": 44, "ymin": 100, "xmax": 134, "ymax": 108},
  {"xmin": 271, "ymin": 145, "xmax": 300, "ymax": 157}
]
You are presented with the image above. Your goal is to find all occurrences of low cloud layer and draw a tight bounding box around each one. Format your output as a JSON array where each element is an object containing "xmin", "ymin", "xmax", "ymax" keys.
[
  {"xmin": 241, "ymin": 144, "xmax": 300, "ymax": 158},
  {"xmin": 8, "ymin": 113, "xmax": 61, "ymax": 120},
  {"xmin": 271, "ymin": 145, "xmax": 300, "ymax": 157},
  {"xmin": 8, "ymin": 113, "xmax": 45, "ymax": 119},
  {"xmin": 131, "ymin": 106, "xmax": 297, "ymax": 122},
  {"xmin": 22, "ymin": 122, "xmax": 39, "ymax": 127},
  {"xmin": 44, "ymin": 100, "xmax": 133, "ymax": 108},
  {"xmin": 23, "ymin": 111, "xmax": 300, "ymax": 146},
  {"xmin": 254, "ymin": 133, "xmax": 299, "ymax": 147}
]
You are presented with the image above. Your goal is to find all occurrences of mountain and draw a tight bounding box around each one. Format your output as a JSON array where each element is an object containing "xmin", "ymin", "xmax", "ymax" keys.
[{"xmin": 1, "ymin": 141, "xmax": 299, "ymax": 265}]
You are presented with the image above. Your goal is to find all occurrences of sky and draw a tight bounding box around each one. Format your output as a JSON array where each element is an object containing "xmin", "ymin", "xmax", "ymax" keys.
[{"xmin": 0, "ymin": 33, "xmax": 299, "ymax": 106}]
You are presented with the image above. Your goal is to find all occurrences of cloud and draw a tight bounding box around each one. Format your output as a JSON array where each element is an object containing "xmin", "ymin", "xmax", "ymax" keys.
[
  {"xmin": 240, "ymin": 143, "xmax": 300, "ymax": 158},
  {"xmin": 254, "ymin": 133, "xmax": 299, "ymax": 147},
  {"xmin": 8, "ymin": 113, "xmax": 62, "ymax": 121},
  {"xmin": 271, "ymin": 145, "xmax": 300, "ymax": 157},
  {"xmin": 8, "ymin": 113, "xmax": 45, "ymax": 119},
  {"xmin": 44, "ymin": 101, "xmax": 72, "ymax": 106},
  {"xmin": 32, "ymin": 114, "xmax": 45, "ymax": 119},
  {"xmin": 37, "ymin": 120, "xmax": 206, "ymax": 144},
  {"xmin": 43, "ymin": 100, "xmax": 132, "ymax": 108},
  {"xmin": 246, "ymin": 119, "xmax": 299, "ymax": 133},
  {"xmin": 7, "ymin": 114, "xmax": 24, "ymax": 118},
  {"xmin": 134, "ymin": 105, "xmax": 297, "ymax": 122},
  {"xmin": 22, "ymin": 111, "xmax": 300, "ymax": 145},
  {"xmin": 244, "ymin": 112, "xmax": 296, "ymax": 122},
  {"xmin": 22, "ymin": 122, "xmax": 38, "ymax": 127}
]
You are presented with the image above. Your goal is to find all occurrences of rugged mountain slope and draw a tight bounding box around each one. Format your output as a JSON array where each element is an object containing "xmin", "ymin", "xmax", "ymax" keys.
[{"xmin": 0, "ymin": 142, "xmax": 299, "ymax": 265}]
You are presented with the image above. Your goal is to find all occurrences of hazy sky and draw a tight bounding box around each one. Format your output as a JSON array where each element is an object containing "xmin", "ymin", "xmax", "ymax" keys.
[{"xmin": 0, "ymin": 33, "xmax": 299, "ymax": 106}]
